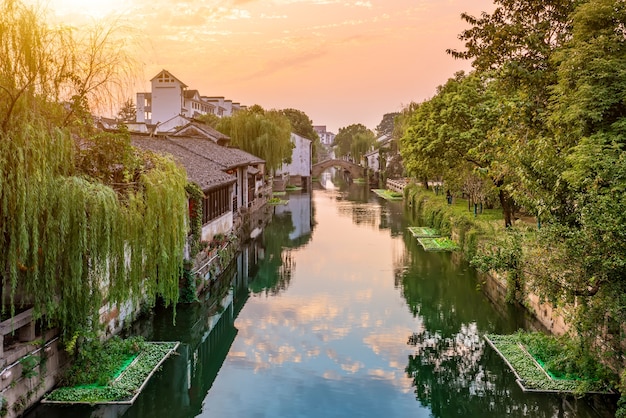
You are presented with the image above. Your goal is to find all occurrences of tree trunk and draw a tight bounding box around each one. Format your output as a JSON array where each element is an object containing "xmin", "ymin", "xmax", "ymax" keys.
[
  {"xmin": 422, "ymin": 177, "xmax": 429, "ymax": 190},
  {"xmin": 499, "ymin": 189, "xmax": 513, "ymax": 227}
]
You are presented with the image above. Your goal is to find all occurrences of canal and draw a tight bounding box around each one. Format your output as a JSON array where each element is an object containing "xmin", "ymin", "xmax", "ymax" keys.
[{"xmin": 27, "ymin": 180, "xmax": 613, "ymax": 417}]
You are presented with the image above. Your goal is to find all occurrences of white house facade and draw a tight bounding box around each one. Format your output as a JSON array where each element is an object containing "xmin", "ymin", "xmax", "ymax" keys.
[
  {"xmin": 275, "ymin": 133, "xmax": 312, "ymax": 188},
  {"xmin": 135, "ymin": 70, "xmax": 244, "ymax": 131}
]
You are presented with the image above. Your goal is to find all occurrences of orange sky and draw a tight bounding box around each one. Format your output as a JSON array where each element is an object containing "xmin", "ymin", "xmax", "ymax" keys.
[{"xmin": 43, "ymin": 0, "xmax": 495, "ymax": 133}]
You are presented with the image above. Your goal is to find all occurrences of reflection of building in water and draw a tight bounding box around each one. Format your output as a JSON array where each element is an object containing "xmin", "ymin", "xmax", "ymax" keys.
[
  {"xmin": 274, "ymin": 193, "xmax": 312, "ymax": 241},
  {"xmin": 318, "ymin": 168, "xmax": 337, "ymax": 190},
  {"xmin": 336, "ymin": 200, "xmax": 380, "ymax": 228}
]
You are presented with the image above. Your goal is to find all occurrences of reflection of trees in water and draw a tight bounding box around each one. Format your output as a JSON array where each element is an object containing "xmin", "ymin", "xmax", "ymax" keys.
[
  {"xmin": 405, "ymin": 325, "xmax": 575, "ymax": 417},
  {"xmin": 249, "ymin": 212, "xmax": 295, "ymax": 295},
  {"xmin": 336, "ymin": 201, "xmax": 379, "ymax": 227},
  {"xmin": 399, "ymin": 230, "xmax": 604, "ymax": 418},
  {"xmin": 404, "ymin": 321, "xmax": 602, "ymax": 417},
  {"xmin": 249, "ymin": 194, "xmax": 314, "ymax": 295}
]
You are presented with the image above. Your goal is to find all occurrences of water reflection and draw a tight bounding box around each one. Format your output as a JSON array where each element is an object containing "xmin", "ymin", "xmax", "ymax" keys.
[
  {"xmin": 249, "ymin": 192, "xmax": 313, "ymax": 295},
  {"xmin": 26, "ymin": 186, "xmax": 615, "ymax": 418}
]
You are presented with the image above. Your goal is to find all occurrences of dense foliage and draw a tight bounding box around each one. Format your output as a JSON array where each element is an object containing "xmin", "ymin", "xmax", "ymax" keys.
[
  {"xmin": 398, "ymin": 0, "xmax": 626, "ymax": 407},
  {"xmin": 279, "ymin": 108, "xmax": 321, "ymax": 162},
  {"xmin": 215, "ymin": 105, "xmax": 293, "ymax": 173},
  {"xmin": 48, "ymin": 340, "xmax": 178, "ymax": 403},
  {"xmin": 0, "ymin": 0, "xmax": 189, "ymax": 338},
  {"xmin": 332, "ymin": 123, "xmax": 376, "ymax": 162}
]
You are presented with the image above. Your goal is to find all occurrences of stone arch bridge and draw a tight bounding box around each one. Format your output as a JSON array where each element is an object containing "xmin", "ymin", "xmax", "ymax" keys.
[{"xmin": 312, "ymin": 159, "xmax": 366, "ymax": 179}]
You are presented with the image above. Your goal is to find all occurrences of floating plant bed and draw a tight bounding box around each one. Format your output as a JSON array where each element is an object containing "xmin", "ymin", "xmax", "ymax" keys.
[
  {"xmin": 272, "ymin": 191, "xmax": 287, "ymax": 196},
  {"xmin": 417, "ymin": 237, "xmax": 458, "ymax": 251},
  {"xmin": 268, "ymin": 198, "xmax": 288, "ymax": 206},
  {"xmin": 407, "ymin": 226, "xmax": 442, "ymax": 238},
  {"xmin": 353, "ymin": 178, "xmax": 366, "ymax": 184},
  {"xmin": 485, "ymin": 334, "xmax": 612, "ymax": 394},
  {"xmin": 285, "ymin": 185, "xmax": 303, "ymax": 191},
  {"xmin": 42, "ymin": 342, "xmax": 180, "ymax": 405},
  {"xmin": 372, "ymin": 189, "xmax": 403, "ymax": 201}
]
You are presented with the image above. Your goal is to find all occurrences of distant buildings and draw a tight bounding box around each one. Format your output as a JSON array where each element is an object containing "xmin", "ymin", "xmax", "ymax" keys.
[
  {"xmin": 313, "ymin": 125, "xmax": 335, "ymax": 146},
  {"xmin": 134, "ymin": 69, "xmax": 245, "ymax": 134}
]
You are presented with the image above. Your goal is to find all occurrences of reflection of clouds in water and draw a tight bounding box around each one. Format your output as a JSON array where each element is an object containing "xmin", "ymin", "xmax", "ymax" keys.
[
  {"xmin": 367, "ymin": 368, "xmax": 413, "ymax": 393},
  {"xmin": 363, "ymin": 326, "xmax": 418, "ymax": 356},
  {"xmin": 228, "ymin": 296, "xmax": 348, "ymax": 371},
  {"xmin": 227, "ymin": 295, "xmax": 422, "ymax": 390},
  {"xmin": 326, "ymin": 348, "xmax": 364, "ymax": 374},
  {"xmin": 323, "ymin": 370, "xmax": 342, "ymax": 380}
]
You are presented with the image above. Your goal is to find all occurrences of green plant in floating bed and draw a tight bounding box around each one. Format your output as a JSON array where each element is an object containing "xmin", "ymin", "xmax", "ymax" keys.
[
  {"xmin": 486, "ymin": 333, "xmax": 611, "ymax": 393},
  {"xmin": 62, "ymin": 336, "xmax": 146, "ymax": 387},
  {"xmin": 408, "ymin": 226, "xmax": 441, "ymax": 237},
  {"xmin": 268, "ymin": 197, "xmax": 288, "ymax": 205},
  {"xmin": 46, "ymin": 342, "xmax": 178, "ymax": 403}
]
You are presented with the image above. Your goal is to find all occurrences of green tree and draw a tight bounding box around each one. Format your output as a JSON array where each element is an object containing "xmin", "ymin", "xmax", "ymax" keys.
[
  {"xmin": 195, "ymin": 112, "xmax": 220, "ymax": 128},
  {"xmin": 280, "ymin": 108, "xmax": 318, "ymax": 141},
  {"xmin": 116, "ymin": 98, "xmax": 136, "ymax": 123},
  {"xmin": 401, "ymin": 72, "xmax": 512, "ymax": 223},
  {"xmin": 0, "ymin": 0, "xmax": 186, "ymax": 339},
  {"xmin": 279, "ymin": 108, "xmax": 321, "ymax": 162},
  {"xmin": 216, "ymin": 105, "xmax": 293, "ymax": 172},
  {"xmin": 350, "ymin": 131, "xmax": 376, "ymax": 164},
  {"xmin": 375, "ymin": 112, "xmax": 399, "ymax": 138},
  {"xmin": 0, "ymin": 1, "xmax": 137, "ymax": 133},
  {"xmin": 448, "ymin": 0, "xmax": 579, "ymax": 224},
  {"xmin": 333, "ymin": 123, "xmax": 374, "ymax": 160},
  {"xmin": 532, "ymin": 0, "xmax": 626, "ymax": 331}
]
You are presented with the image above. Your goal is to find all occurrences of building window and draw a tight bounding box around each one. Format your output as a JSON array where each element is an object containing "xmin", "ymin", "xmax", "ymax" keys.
[{"xmin": 202, "ymin": 186, "xmax": 231, "ymax": 224}]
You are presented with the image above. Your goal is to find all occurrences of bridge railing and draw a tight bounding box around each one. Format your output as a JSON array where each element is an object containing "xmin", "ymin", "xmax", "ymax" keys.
[{"xmin": 386, "ymin": 178, "xmax": 410, "ymax": 194}]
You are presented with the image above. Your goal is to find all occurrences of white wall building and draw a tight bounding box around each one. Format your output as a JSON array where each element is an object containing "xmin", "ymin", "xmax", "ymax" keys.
[
  {"xmin": 135, "ymin": 70, "xmax": 243, "ymax": 130},
  {"xmin": 275, "ymin": 133, "xmax": 312, "ymax": 188}
]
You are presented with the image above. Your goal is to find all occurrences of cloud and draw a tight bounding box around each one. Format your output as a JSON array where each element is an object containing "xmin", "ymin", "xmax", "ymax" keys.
[{"xmin": 233, "ymin": 47, "xmax": 329, "ymax": 82}]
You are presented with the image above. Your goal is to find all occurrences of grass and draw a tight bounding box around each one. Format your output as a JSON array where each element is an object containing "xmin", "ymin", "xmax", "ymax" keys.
[
  {"xmin": 485, "ymin": 333, "xmax": 611, "ymax": 394},
  {"xmin": 408, "ymin": 226, "xmax": 441, "ymax": 238},
  {"xmin": 417, "ymin": 237, "xmax": 459, "ymax": 251},
  {"xmin": 272, "ymin": 191, "xmax": 287, "ymax": 196},
  {"xmin": 372, "ymin": 189, "xmax": 403, "ymax": 201},
  {"xmin": 353, "ymin": 178, "xmax": 367, "ymax": 184},
  {"xmin": 43, "ymin": 342, "xmax": 179, "ymax": 404},
  {"xmin": 268, "ymin": 197, "xmax": 288, "ymax": 205},
  {"xmin": 285, "ymin": 185, "xmax": 302, "ymax": 191}
]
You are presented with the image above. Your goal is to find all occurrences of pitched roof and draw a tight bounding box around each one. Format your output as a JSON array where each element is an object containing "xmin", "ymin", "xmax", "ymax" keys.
[
  {"xmin": 172, "ymin": 122, "xmax": 230, "ymax": 145},
  {"xmin": 130, "ymin": 135, "xmax": 235, "ymax": 191},
  {"xmin": 167, "ymin": 136, "xmax": 264, "ymax": 169},
  {"xmin": 184, "ymin": 89, "xmax": 200, "ymax": 99},
  {"xmin": 150, "ymin": 69, "xmax": 188, "ymax": 88}
]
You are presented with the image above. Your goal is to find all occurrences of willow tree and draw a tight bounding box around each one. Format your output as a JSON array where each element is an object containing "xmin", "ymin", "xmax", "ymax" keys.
[
  {"xmin": 0, "ymin": 0, "xmax": 138, "ymax": 132},
  {"xmin": 216, "ymin": 106, "xmax": 293, "ymax": 172},
  {"xmin": 0, "ymin": 0, "xmax": 188, "ymax": 339},
  {"xmin": 333, "ymin": 123, "xmax": 374, "ymax": 160},
  {"xmin": 1, "ymin": 126, "xmax": 188, "ymax": 338},
  {"xmin": 279, "ymin": 108, "xmax": 321, "ymax": 163}
]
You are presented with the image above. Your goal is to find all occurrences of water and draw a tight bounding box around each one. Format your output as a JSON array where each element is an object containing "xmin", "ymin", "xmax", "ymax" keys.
[{"xmin": 27, "ymin": 181, "xmax": 615, "ymax": 418}]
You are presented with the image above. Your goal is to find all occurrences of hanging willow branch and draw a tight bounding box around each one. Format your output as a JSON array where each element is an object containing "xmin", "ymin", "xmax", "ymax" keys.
[{"xmin": 0, "ymin": 119, "xmax": 189, "ymax": 338}]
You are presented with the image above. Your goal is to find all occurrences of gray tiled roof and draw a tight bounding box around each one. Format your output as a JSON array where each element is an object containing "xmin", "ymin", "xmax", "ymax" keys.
[
  {"xmin": 172, "ymin": 122, "xmax": 230, "ymax": 143},
  {"xmin": 167, "ymin": 135, "xmax": 264, "ymax": 169},
  {"xmin": 130, "ymin": 135, "xmax": 235, "ymax": 191}
]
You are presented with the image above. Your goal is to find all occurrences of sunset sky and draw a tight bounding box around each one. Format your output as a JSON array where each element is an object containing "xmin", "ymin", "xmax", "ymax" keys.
[{"xmin": 42, "ymin": 0, "xmax": 495, "ymax": 133}]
